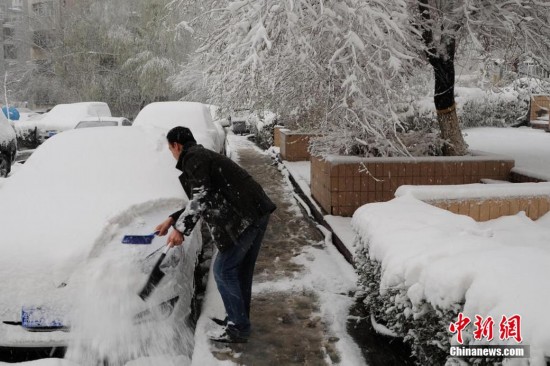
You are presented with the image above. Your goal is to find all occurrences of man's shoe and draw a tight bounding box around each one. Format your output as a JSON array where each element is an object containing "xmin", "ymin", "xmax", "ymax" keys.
[
  {"xmin": 210, "ymin": 317, "xmax": 228, "ymax": 327},
  {"xmin": 209, "ymin": 330, "xmax": 248, "ymax": 344}
]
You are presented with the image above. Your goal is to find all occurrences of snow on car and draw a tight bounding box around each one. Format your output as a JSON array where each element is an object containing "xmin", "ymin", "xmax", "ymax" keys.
[
  {"xmin": 0, "ymin": 127, "xmax": 201, "ymax": 364},
  {"xmin": 133, "ymin": 102, "xmax": 225, "ymax": 154},
  {"xmin": 74, "ymin": 116, "xmax": 132, "ymax": 129},
  {"xmin": 0, "ymin": 110, "xmax": 17, "ymax": 177},
  {"xmin": 16, "ymin": 102, "xmax": 112, "ymax": 143}
]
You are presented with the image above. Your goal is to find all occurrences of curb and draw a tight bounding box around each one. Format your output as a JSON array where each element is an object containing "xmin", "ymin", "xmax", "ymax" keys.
[{"xmin": 281, "ymin": 160, "xmax": 355, "ymax": 266}]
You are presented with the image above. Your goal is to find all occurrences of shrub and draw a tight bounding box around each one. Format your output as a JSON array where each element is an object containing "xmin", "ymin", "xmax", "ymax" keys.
[
  {"xmin": 355, "ymin": 235, "xmax": 505, "ymax": 366},
  {"xmin": 459, "ymin": 95, "xmax": 528, "ymax": 128},
  {"xmin": 249, "ymin": 112, "xmax": 277, "ymax": 150}
]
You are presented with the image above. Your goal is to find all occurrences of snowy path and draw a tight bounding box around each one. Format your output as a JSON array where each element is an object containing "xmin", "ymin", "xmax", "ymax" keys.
[{"xmin": 191, "ymin": 135, "xmax": 365, "ymax": 365}]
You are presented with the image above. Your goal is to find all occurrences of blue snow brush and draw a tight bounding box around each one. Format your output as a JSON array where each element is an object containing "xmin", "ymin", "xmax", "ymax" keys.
[
  {"xmin": 21, "ymin": 306, "xmax": 69, "ymax": 332},
  {"xmin": 122, "ymin": 231, "xmax": 159, "ymax": 245}
]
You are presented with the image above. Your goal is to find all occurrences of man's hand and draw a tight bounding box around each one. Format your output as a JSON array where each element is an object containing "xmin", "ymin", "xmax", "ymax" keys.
[
  {"xmin": 167, "ymin": 229, "xmax": 184, "ymax": 247},
  {"xmin": 155, "ymin": 217, "xmax": 174, "ymax": 236}
]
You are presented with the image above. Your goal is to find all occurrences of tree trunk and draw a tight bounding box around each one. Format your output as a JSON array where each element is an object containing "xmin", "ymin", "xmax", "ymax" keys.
[
  {"xmin": 418, "ymin": 0, "xmax": 468, "ymax": 156},
  {"xmin": 432, "ymin": 58, "xmax": 468, "ymax": 156}
]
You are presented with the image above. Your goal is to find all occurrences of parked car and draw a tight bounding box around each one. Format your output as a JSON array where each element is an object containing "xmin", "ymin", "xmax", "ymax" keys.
[
  {"xmin": 0, "ymin": 127, "xmax": 201, "ymax": 362},
  {"xmin": 133, "ymin": 101, "xmax": 226, "ymax": 154},
  {"xmin": 0, "ymin": 112, "xmax": 17, "ymax": 177},
  {"xmin": 74, "ymin": 117, "xmax": 132, "ymax": 129},
  {"xmin": 229, "ymin": 109, "xmax": 270, "ymax": 135},
  {"xmin": 15, "ymin": 102, "xmax": 112, "ymax": 143}
]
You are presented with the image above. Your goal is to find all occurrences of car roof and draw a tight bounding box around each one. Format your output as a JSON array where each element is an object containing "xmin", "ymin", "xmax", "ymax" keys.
[
  {"xmin": 78, "ymin": 117, "xmax": 128, "ymax": 122},
  {"xmin": 0, "ymin": 127, "xmax": 185, "ymax": 267}
]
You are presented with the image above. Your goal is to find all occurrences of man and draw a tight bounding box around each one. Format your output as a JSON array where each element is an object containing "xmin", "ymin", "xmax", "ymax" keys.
[{"xmin": 155, "ymin": 126, "xmax": 276, "ymax": 343}]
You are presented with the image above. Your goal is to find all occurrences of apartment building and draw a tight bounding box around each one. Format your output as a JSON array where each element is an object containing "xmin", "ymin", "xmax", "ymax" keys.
[{"xmin": 0, "ymin": 0, "xmax": 70, "ymax": 76}]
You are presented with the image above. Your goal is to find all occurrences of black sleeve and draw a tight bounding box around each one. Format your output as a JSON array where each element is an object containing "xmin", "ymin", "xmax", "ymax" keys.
[
  {"xmin": 169, "ymin": 208, "xmax": 185, "ymax": 223},
  {"xmin": 174, "ymin": 154, "xmax": 213, "ymax": 235}
]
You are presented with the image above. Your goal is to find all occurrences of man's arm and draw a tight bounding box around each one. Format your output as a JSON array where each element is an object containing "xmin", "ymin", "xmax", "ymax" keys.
[
  {"xmin": 175, "ymin": 187, "xmax": 207, "ymax": 235},
  {"xmin": 174, "ymin": 155, "xmax": 213, "ymax": 235}
]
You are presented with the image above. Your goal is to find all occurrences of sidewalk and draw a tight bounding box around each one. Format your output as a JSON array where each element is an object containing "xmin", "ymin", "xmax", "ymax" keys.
[{"xmin": 191, "ymin": 136, "xmax": 365, "ymax": 365}]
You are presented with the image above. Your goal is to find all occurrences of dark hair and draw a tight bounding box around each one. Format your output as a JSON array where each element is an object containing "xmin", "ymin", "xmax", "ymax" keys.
[{"xmin": 167, "ymin": 126, "xmax": 196, "ymax": 145}]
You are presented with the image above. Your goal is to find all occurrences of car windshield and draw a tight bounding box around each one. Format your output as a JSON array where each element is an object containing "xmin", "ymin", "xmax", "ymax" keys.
[{"xmin": 75, "ymin": 120, "xmax": 118, "ymax": 129}]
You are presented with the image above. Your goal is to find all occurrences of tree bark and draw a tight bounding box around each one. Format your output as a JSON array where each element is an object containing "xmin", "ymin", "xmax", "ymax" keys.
[
  {"xmin": 432, "ymin": 58, "xmax": 468, "ymax": 156},
  {"xmin": 418, "ymin": 0, "xmax": 468, "ymax": 156}
]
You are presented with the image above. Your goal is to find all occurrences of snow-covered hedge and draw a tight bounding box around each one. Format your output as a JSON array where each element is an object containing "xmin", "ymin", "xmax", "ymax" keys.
[
  {"xmin": 459, "ymin": 94, "xmax": 528, "ymax": 128},
  {"xmin": 352, "ymin": 195, "xmax": 550, "ymax": 365},
  {"xmin": 249, "ymin": 112, "xmax": 277, "ymax": 150},
  {"xmin": 355, "ymin": 238, "xmax": 507, "ymax": 366}
]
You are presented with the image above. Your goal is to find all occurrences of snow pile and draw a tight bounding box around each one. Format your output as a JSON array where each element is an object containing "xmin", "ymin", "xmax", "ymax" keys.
[{"xmin": 352, "ymin": 195, "xmax": 550, "ymax": 364}]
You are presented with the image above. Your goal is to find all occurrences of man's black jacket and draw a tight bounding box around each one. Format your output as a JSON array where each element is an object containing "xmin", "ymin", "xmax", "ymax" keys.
[{"xmin": 170, "ymin": 143, "xmax": 276, "ymax": 252}]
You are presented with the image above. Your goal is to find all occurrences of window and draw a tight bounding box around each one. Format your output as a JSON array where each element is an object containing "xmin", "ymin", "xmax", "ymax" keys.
[
  {"xmin": 32, "ymin": 1, "xmax": 51, "ymax": 16},
  {"xmin": 4, "ymin": 45, "xmax": 16, "ymax": 59},
  {"xmin": 3, "ymin": 28, "xmax": 14, "ymax": 39},
  {"xmin": 33, "ymin": 30, "xmax": 53, "ymax": 49}
]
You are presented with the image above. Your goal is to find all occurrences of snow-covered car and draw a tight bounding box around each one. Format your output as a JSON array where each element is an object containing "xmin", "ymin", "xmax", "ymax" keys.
[
  {"xmin": 229, "ymin": 109, "xmax": 253, "ymax": 135},
  {"xmin": 0, "ymin": 127, "xmax": 201, "ymax": 363},
  {"xmin": 74, "ymin": 116, "xmax": 132, "ymax": 129},
  {"xmin": 15, "ymin": 107, "xmax": 42, "ymax": 122},
  {"xmin": 0, "ymin": 111, "xmax": 17, "ymax": 177},
  {"xmin": 133, "ymin": 101, "xmax": 226, "ymax": 154},
  {"xmin": 16, "ymin": 102, "xmax": 112, "ymax": 143}
]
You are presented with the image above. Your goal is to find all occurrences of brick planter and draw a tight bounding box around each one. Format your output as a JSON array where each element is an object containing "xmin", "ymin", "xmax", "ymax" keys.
[
  {"xmin": 310, "ymin": 154, "xmax": 515, "ymax": 216},
  {"xmin": 431, "ymin": 196, "xmax": 550, "ymax": 221},
  {"xmin": 280, "ymin": 130, "xmax": 317, "ymax": 161},
  {"xmin": 273, "ymin": 126, "xmax": 288, "ymax": 148}
]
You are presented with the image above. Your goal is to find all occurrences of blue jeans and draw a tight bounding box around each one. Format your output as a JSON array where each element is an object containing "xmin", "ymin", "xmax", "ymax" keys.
[{"xmin": 213, "ymin": 214, "xmax": 270, "ymax": 338}]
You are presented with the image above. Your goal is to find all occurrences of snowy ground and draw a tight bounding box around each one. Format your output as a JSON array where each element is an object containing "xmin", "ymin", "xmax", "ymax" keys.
[{"xmin": 464, "ymin": 127, "xmax": 550, "ymax": 180}]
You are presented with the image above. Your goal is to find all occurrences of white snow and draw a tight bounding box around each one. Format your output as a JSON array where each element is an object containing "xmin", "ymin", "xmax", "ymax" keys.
[
  {"xmin": 16, "ymin": 102, "xmax": 111, "ymax": 133},
  {"xmin": 0, "ymin": 126, "xmax": 202, "ymax": 363},
  {"xmin": 0, "ymin": 127, "xmax": 183, "ymax": 270},
  {"xmin": 353, "ymin": 195, "xmax": 550, "ymax": 364},
  {"xmin": 465, "ymin": 127, "xmax": 550, "ymax": 181},
  {"xmin": 133, "ymin": 101, "xmax": 223, "ymax": 154},
  {"xmin": 0, "ymin": 111, "xmax": 15, "ymax": 145},
  {"xmin": 396, "ymin": 182, "xmax": 550, "ymax": 201},
  {"xmin": 324, "ymin": 215, "xmax": 355, "ymax": 256}
]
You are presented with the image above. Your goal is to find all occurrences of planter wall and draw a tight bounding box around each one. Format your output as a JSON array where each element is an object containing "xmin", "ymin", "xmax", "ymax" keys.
[
  {"xmin": 273, "ymin": 126, "xmax": 288, "ymax": 148},
  {"xmin": 279, "ymin": 130, "xmax": 316, "ymax": 161},
  {"xmin": 529, "ymin": 95, "xmax": 550, "ymax": 121},
  {"xmin": 428, "ymin": 196, "xmax": 550, "ymax": 221},
  {"xmin": 311, "ymin": 154, "xmax": 515, "ymax": 216}
]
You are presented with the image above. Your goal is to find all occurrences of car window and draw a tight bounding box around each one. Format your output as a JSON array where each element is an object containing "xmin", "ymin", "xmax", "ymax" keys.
[
  {"xmin": 122, "ymin": 119, "xmax": 132, "ymax": 126},
  {"xmin": 75, "ymin": 121, "xmax": 118, "ymax": 129}
]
